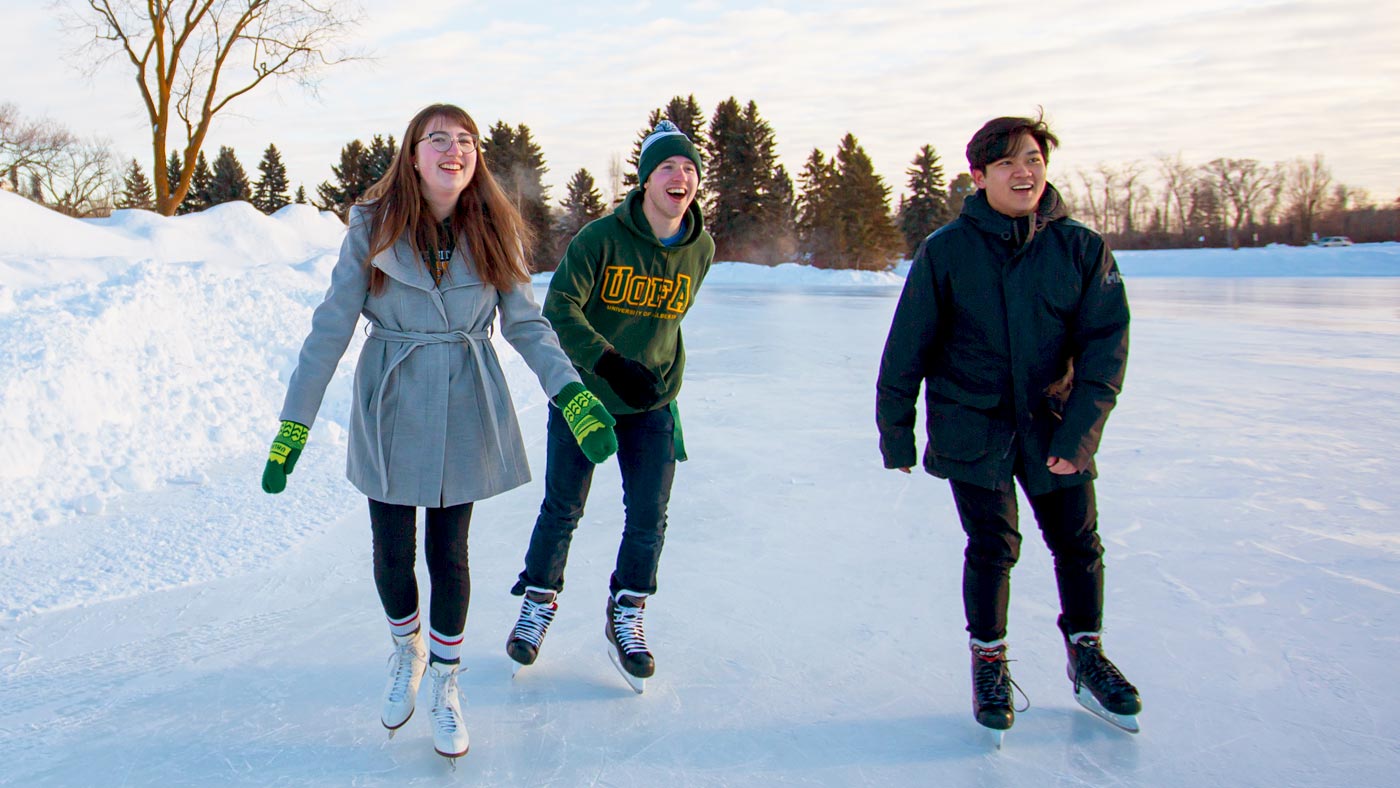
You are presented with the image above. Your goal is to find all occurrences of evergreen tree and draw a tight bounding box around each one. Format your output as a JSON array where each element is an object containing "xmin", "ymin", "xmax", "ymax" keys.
[
  {"xmin": 316, "ymin": 139, "xmax": 371, "ymax": 219},
  {"xmin": 797, "ymin": 148, "xmax": 839, "ymax": 266},
  {"xmin": 624, "ymin": 95, "xmax": 708, "ymax": 188},
  {"xmin": 1187, "ymin": 181, "xmax": 1224, "ymax": 243},
  {"xmin": 484, "ymin": 122, "xmax": 550, "ymax": 268},
  {"xmin": 704, "ymin": 98, "xmax": 790, "ymax": 263},
  {"xmin": 166, "ymin": 151, "xmax": 184, "ymax": 211},
  {"xmin": 208, "ymin": 145, "xmax": 251, "ymax": 205},
  {"xmin": 897, "ymin": 144, "xmax": 950, "ymax": 257},
  {"xmin": 830, "ymin": 133, "xmax": 902, "ymax": 270},
  {"xmin": 550, "ymin": 167, "xmax": 608, "ymax": 268},
  {"xmin": 948, "ymin": 172, "xmax": 976, "ymax": 214},
  {"xmin": 366, "ymin": 135, "xmax": 397, "ymax": 184},
  {"xmin": 253, "ymin": 143, "xmax": 291, "ymax": 213},
  {"xmin": 768, "ymin": 164, "xmax": 799, "ymax": 263},
  {"xmin": 116, "ymin": 158, "xmax": 155, "ymax": 210},
  {"xmin": 295, "ymin": 185, "xmax": 307, "ymax": 204},
  {"xmin": 181, "ymin": 151, "xmax": 214, "ymax": 214}
]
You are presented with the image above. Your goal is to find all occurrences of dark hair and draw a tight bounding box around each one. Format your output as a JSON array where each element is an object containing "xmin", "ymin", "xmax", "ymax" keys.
[
  {"xmin": 360, "ymin": 103, "xmax": 534, "ymax": 293},
  {"xmin": 965, "ymin": 109, "xmax": 1059, "ymax": 172}
]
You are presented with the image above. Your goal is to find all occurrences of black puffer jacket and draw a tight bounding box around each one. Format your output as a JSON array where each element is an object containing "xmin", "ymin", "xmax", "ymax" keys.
[{"xmin": 876, "ymin": 185, "xmax": 1129, "ymax": 495}]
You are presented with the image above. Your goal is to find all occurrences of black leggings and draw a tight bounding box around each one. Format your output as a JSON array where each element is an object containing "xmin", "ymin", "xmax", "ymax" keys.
[{"xmin": 368, "ymin": 498, "xmax": 473, "ymax": 637}]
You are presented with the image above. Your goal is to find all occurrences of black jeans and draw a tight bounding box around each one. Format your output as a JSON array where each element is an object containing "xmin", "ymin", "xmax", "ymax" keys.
[
  {"xmin": 950, "ymin": 479, "xmax": 1103, "ymax": 642},
  {"xmin": 515, "ymin": 404, "xmax": 677, "ymax": 597},
  {"xmin": 368, "ymin": 498, "xmax": 473, "ymax": 637}
]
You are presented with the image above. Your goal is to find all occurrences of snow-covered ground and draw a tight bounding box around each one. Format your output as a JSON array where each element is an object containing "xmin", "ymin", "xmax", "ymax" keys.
[{"xmin": 1, "ymin": 189, "xmax": 1397, "ymax": 785}]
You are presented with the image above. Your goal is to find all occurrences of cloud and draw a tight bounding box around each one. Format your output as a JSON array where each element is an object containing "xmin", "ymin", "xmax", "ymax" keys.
[{"xmin": 4, "ymin": 0, "xmax": 1399, "ymax": 205}]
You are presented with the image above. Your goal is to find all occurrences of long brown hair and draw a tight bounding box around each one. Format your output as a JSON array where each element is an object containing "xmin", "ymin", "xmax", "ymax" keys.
[{"xmin": 359, "ymin": 103, "xmax": 535, "ymax": 292}]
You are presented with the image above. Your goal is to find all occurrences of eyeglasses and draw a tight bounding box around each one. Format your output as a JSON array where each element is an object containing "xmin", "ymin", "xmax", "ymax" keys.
[{"xmin": 418, "ymin": 131, "xmax": 477, "ymax": 154}]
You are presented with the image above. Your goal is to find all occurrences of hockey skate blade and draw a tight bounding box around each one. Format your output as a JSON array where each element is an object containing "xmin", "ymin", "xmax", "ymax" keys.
[
  {"xmin": 1072, "ymin": 686, "xmax": 1140, "ymax": 734},
  {"xmin": 606, "ymin": 644, "xmax": 646, "ymax": 694},
  {"xmin": 988, "ymin": 727, "xmax": 1004, "ymax": 749},
  {"xmin": 510, "ymin": 660, "xmax": 524, "ymax": 678}
]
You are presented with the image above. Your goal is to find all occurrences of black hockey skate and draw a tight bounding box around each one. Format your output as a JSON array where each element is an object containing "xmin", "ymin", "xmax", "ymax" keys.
[
  {"xmin": 606, "ymin": 591, "xmax": 653, "ymax": 693},
  {"xmin": 507, "ymin": 587, "xmax": 558, "ymax": 675},
  {"xmin": 1065, "ymin": 632, "xmax": 1141, "ymax": 733},
  {"xmin": 971, "ymin": 639, "xmax": 1024, "ymax": 747}
]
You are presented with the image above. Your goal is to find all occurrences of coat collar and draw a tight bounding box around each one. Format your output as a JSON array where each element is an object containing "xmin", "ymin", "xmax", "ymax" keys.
[
  {"xmin": 371, "ymin": 235, "xmax": 438, "ymax": 291},
  {"xmin": 962, "ymin": 183, "xmax": 1071, "ymax": 250},
  {"xmin": 354, "ymin": 206, "xmax": 481, "ymax": 292}
]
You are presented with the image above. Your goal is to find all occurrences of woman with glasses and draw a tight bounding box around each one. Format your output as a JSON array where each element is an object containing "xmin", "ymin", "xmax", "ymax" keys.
[{"xmin": 260, "ymin": 103, "xmax": 617, "ymax": 763}]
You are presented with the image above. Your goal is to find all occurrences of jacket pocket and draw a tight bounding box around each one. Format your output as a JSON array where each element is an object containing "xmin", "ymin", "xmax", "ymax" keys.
[{"xmin": 928, "ymin": 402, "xmax": 993, "ymax": 462}]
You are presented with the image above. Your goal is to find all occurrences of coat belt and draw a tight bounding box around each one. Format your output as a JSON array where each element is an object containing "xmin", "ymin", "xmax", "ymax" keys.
[{"xmin": 366, "ymin": 325, "xmax": 500, "ymax": 495}]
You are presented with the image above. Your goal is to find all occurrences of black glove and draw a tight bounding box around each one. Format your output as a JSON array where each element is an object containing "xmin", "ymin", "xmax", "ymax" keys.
[{"xmin": 594, "ymin": 349, "xmax": 665, "ymax": 409}]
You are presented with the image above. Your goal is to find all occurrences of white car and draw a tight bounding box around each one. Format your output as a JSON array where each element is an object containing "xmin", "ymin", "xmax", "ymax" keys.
[{"xmin": 1314, "ymin": 236, "xmax": 1354, "ymax": 247}]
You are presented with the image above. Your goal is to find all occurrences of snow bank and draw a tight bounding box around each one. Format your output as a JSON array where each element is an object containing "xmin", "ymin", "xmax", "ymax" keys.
[{"xmin": 1, "ymin": 193, "xmax": 1395, "ymax": 541}]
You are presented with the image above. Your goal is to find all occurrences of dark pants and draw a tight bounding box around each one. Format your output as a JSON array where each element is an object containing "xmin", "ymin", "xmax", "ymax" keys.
[
  {"xmin": 515, "ymin": 404, "xmax": 676, "ymax": 597},
  {"xmin": 950, "ymin": 478, "xmax": 1103, "ymax": 643},
  {"xmin": 368, "ymin": 498, "xmax": 473, "ymax": 636}
]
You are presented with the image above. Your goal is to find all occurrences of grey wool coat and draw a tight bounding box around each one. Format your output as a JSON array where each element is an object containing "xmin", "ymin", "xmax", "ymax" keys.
[{"xmin": 280, "ymin": 204, "xmax": 581, "ymax": 507}]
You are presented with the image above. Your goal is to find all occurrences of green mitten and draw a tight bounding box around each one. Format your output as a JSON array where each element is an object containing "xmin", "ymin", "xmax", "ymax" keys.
[
  {"xmin": 261, "ymin": 420, "xmax": 308, "ymax": 494},
  {"xmin": 556, "ymin": 382, "xmax": 617, "ymax": 464}
]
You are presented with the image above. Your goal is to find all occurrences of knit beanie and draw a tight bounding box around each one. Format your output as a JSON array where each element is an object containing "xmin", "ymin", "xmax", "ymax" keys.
[{"xmin": 637, "ymin": 120, "xmax": 703, "ymax": 186}]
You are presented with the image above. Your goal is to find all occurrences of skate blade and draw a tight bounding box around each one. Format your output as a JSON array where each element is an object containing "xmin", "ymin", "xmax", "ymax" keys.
[
  {"xmin": 1073, "ymin": 686, "xmax": 1140, "ymax": 734},
  {"xmin": 605, "ymin": 645, "xmax": 646, "ymax": 694},
  {"xmin": 382, "ymin": 712, "xmax": 412, "ymax": 738},
  {"xmin": 989, "ymin": 728, "xmax": 1004, "ymax": 749},
  {"xmin": 437, "ymin": 744, "xmax": 470, "ymax": 767},
  {"xmin": 511, "ymin": 660, "xmax": 524, "ymax": 678}
]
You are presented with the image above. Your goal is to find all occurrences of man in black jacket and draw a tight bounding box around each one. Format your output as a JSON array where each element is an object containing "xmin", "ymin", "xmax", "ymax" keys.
[{"xmin": 877, "ymin": 114, "xmax": 1140, "ymax": 736}]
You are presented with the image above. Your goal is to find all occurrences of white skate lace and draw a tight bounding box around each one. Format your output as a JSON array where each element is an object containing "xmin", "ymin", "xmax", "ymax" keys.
[
  {"xmin": 612, "ymin": 603, "xmax": 649, "ymax": 655},
  {"xmin": 386, "ymin": 640, "xmax": 421, "ymax": 703},
  {"xmin": 512, "ymin": 597, "xmax": 557, "ymax": 647},
  {"xmin": 431, "ymin": 671, "xmax": 462, "ymax": 733}
]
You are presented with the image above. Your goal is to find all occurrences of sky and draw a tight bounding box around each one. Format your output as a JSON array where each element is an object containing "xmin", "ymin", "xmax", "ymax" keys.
[
  {"xmin": 5, "ymin": 1, "xmax": 1400, "ymax": 205},
  {"xmin": 2, "ymin": 192, "xmax": 1399, "ymax": 783}
]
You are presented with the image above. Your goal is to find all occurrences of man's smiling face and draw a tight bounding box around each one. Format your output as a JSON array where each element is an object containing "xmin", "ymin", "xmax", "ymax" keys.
[
  {"xmin": 972, "ymin": 131, "xmax": 1047, "ymax": 218},
  {"xmin": 642, "ymin": 154, "xmax": 700, "ymax": 227}
]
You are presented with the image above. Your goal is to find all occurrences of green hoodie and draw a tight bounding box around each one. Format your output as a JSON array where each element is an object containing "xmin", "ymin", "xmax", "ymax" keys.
[{"xmin": 543, "ymin": 186, "xmax": 715, "ymax": 415}]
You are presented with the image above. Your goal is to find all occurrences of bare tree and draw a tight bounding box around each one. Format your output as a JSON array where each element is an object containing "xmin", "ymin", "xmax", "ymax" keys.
[
  {"xmin": 1154, "ymin": 153, "xmax": 1196, "ymax": 236},
  {"xmin": 1287, "ymin": 154, "xmax": 1332, "ymax": 242},
  {"xmin": 64, "ymin": 1, "xmax": 363, "ymax": 215},
  {"xmin": 1330, "ymin": 183, "xmax": 1371, "ymax": 213},
  {"xmin": 607, "ymin": 152, "xmax": 624, "ymax": 206},
  {"xmin": 0, "ymin": 103, "xmax": 77, "ymax": 183},
  {"xmin": 1204, "ymin": 158, "xmax": 1277, "ymax": 247},
  {"xmin": 34, "ymin": 137, "xmax": 118, "ymax": 216},
  {"xmin": 1073, "ymin": 169, "xmax": 1105, "ymax": 231},
  {"xmin": 1117, "ymin": 160, "xmax": 1147, "ymax": 235},
  {"xmin": 1, "ymin": 103, "xmax": 118, "ymax": 215},
  {"xmin": 1255, "ymin": 164, "xmax": 1287, "ymax": 229}
]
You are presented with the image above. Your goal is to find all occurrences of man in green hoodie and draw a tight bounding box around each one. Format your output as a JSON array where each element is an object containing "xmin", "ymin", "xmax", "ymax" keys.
[{"xmin": 507, "ymin": 120, "xmax": 714, "ymax": 692}]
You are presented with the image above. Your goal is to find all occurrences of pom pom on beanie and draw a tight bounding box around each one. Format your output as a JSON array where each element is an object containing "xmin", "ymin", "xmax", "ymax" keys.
[{"xmin": 637, "ymin": 120, "xmax": 703, "ymax": 186}]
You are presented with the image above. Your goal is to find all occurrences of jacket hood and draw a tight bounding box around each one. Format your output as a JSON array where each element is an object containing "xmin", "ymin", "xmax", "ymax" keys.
[
  {"xmin": 962, "ymin": 183, "xmax": 1071, "ymax": 248},
  {"xmin": 615, "ymin": 186, "xmax": 707, "ymax": 249}
]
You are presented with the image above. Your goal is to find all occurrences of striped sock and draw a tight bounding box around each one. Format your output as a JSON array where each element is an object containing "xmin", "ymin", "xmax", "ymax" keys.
[
  {"xmin": 387, "ymin": 610, "xmax": 420, "ymax": 639},
  {"xmin": 429, "ymin": 626, "xmax": 464, "ymax": 665}
]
